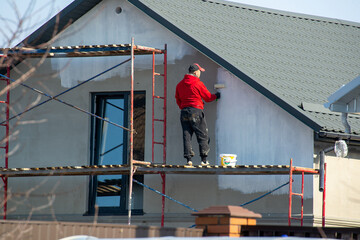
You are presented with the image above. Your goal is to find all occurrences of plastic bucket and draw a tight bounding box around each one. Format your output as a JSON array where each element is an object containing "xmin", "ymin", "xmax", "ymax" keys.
[{"xmin": 220, "ymin": 154, "xmax": 237, "ymax": 166}]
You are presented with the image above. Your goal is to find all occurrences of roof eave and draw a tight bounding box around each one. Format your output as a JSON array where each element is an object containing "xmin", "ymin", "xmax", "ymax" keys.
[{"xmin": 128, "ymin": 0, "xmax": 322, "ymax": 132}]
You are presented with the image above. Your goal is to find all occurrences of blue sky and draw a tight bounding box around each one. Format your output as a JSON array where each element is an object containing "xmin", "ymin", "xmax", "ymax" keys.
[
  {"xmin": 1, "ymin": 0, "xmax": 73, "ymax": 46},
  {"xmin": 1, "ymin": 0, "xmax": 360, "ymax": 47},
  {"xmin": 229, "ymin": 0, "xmax": 360, "ymax": 23}
]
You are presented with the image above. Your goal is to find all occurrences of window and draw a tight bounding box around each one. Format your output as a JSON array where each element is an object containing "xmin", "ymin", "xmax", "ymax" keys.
[{"xmin": 88, "ymin": 92, "xmax": 145, "ymax": 215}]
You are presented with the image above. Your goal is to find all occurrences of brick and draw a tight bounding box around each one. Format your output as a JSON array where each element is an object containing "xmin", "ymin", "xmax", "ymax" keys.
[
  {"xmin": 247, "ymin": 218, "xmax": 257, "ymax": 225},
  {"xmin": 207, "ymin": 225, "xmax": 240, "ymax": 234},
  {"xmin": 219, "ymin": 217, "xmax": 248, "ymax": 225},
  {"xmin": 219, "ymin": 233, "xmax": 241, "ymax": 237},
  {"xmin": 206, "ymin": 233, "xmax": 220, "ymax": 237},
  {"xmin": 195, "ymin": 225, "xmax": 206, "ymax": 230},
  {"xmin": 195, "ymin": 217, "xmax": 219, "ymax": 225}
]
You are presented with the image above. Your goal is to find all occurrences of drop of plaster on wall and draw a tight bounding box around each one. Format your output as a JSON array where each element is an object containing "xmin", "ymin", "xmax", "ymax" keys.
[
  {"xmin": 215, "ymin": 68, "xmax": 314, "ymax": 196},
  {"xmin": 51, "ymin": 0, "xmax": 194, "ymax": 88}
]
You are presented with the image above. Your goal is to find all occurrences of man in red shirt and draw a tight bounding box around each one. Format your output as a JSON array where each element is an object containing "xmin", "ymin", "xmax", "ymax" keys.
[{"xmin": 175, "ymin": 63, "xmax": 220, "ymax": 166}]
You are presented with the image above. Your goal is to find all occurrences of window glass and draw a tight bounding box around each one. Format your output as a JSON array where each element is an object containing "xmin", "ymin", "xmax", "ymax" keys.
[
  {"xmin": 96, "ymin": 98, "xmax": 125, "ymax": 207},
  {"xmin": 89, "ymin": 92, "xmax": 145, "ymax": 214}
]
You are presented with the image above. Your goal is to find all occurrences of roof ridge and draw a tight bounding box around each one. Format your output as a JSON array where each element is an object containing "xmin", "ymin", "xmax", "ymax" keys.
[{"xmin": 202, "ymin": 0, "xmax": 360, "ymax": 29}]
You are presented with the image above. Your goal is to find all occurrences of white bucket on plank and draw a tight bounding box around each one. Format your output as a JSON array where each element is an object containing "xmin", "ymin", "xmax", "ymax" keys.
[{"xmin": 220, "ymin": 154, "xmax": 237, "ymax": 166}]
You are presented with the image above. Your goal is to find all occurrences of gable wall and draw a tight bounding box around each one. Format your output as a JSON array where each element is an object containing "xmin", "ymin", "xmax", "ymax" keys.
[{"xmin": 5, "ymin": 0, "xmax": 317, "ymax": 226}]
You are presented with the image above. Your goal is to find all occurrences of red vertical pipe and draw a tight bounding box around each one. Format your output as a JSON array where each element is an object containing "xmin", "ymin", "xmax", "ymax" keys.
[
  {"xmin": 160, "ymin": 45, "xmax": 167, "ymax": 227},
  {"xmin": 127, "ymin": 38, "xmax": 135, "ymax": 225},
  {"xmin": 301, "ymin": 171, "xmax": 304, "ymax": 226},
  {"xmin": 3, "ymin": 65, "xmax": 10, "ymax": 220},
  {"xmin": 288, "ymin": 158, "xmax": 293, "ymax": 226},
  {"xmin": 152, "ymin": 52, "xmax": 155, "ymax": 163},
  {"xmin": 162, "ymin": 45, "xmax": 167, "ymax": 165},
  {"xmin": 161, "ymin": 173, "xmax": 166, "ymax": 227},
  {"xmin": 5, "ymin": 65, "xmax": 9, "ymax": 169},
  {"xmin": 322, "ymin": 163, "xmax": 327, "ymax": 227}
]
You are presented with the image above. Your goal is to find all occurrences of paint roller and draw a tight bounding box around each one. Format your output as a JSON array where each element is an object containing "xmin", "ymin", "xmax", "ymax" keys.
[
  {"xmin": 214, "ymin": 84, "xmax": 225, "ymax": 101},
  {"xmin": 214, "ymin": 83, "xmax": 225, "ymax": 90}
]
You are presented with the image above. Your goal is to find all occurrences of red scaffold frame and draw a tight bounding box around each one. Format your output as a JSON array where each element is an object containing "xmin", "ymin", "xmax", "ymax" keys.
[
  {"xmin": 0, "ymin": 59, "xmax": 10, "ymax": 220},
  {"xmin": 288, "ymin": 158, "xmax": 326, "ymax": 227}
]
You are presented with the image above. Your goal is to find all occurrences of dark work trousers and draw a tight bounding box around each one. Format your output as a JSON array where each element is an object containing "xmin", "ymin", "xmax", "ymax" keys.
[{"xmin": 180, "ymin": 107, "xmax": 210, "ymax": 159}]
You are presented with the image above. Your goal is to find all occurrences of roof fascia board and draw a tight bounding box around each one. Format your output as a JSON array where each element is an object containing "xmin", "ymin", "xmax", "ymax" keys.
[{"xmin": 128, "ymin": 0, "xmax": 321, "ymax": 131}]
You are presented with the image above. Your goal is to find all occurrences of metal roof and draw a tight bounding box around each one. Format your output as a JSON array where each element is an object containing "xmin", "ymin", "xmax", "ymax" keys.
[
  {"xmin": 127, "ymin": 0, "xmax": 360, "ymax": 135},
  {"xmin": 9, "ymin": 0, "xmax": 360, "ymax": 136},
  {"xmin": 302, "ymin": 103, "xmax": 360, "ymax": 136}
]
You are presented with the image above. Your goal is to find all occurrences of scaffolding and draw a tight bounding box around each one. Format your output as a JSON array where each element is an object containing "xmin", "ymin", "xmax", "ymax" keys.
[
  {"xmin": 0, "ymin": 60, "xmax": 9, "ymax": 220},
  {"xmin": 288, "ymin": 158, "xmax": 320, "ymax": 226},
  {"xmin": 0, "ymin": 40, "xmax": 326, "ymax": 227},
  {"xmin": 0, "ymin": 38, "xmax": 168, "ymax": 224}
]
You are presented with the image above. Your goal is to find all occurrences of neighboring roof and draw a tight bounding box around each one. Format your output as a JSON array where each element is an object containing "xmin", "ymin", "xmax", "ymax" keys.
[
  {"xmin": 324, "ymin": 75, "xmax": 360, "ymax": 113},
  {"xmin": 127, "ymin": 0, "xmax": 360, "ymax": 135},
  {"xmin": 301, "ymin": 102, "xmax": 360, "ymax": 135},
  {"xmin": 10, "ymin": 0, "xmax": 360, "ymax": 136}
]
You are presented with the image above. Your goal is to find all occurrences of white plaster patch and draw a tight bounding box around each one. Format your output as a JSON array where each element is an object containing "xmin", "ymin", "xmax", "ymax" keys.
[
  {"xmin": 51, "ymin": 0, "xmax": 194, "ymax": 87},
  {"xmin": 216, "ymin": 68, "xmax": 314, "ymax": 196}
]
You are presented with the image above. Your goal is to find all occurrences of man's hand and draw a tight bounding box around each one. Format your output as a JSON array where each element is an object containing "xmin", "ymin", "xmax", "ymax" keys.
[{"xmin": 215, "ymin": 92, "xmax": 221, "ymax": 99}]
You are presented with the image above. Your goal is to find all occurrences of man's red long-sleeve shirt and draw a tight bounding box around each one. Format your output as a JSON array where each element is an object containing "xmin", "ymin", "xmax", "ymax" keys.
[{"xmin": 175, "ymin": 74, "xmax": 216, "ymax": 110}]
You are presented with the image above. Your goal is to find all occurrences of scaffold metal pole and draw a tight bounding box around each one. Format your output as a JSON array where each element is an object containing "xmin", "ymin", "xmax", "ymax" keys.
[
  {"xmin": 152, "ymin": 51, "xmax": 155, "ymax": 164},
  {"xmin": 128, "ymin": 37, "xmax": 135, "ymax": 225},
  {"xmin": 160, "ymin": 44, "xmax": 167, "ymax": 227},
  {"xmin": 3, "ymin": 64, "xmax": 10, "ymax": 220},
  {"xmin": 288, "ymin": 158, "xmax": 293, "ymax": 226},
  {"xmin": 163, "ymin": 44, "xmax": 167, "ymax": 164},
  {"xmin": 322, "ymin": 162, "xmax": 327, "ymax": 227}
]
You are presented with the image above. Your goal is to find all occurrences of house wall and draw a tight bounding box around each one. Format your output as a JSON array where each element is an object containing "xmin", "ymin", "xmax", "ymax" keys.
[
  {"xmin": 216, "ymin": 68, "xmax": 314, "ymax": 195},
  {"xmin": 5, "ymin": 0, "xmax": 316, "ymax": 227},
  {"xmin": 313, "ymin": 143, "xmax": 360, "ymax": 227}
]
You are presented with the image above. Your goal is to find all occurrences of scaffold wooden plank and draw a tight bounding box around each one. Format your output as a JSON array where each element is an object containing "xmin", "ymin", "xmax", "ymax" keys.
[
  {"xmin": 0, "ymin": 44, "xmax": 164, "ymax": 58},
  {"xmin": 0, "ymin": 164, "xmax": 318, "ymax": 177}
]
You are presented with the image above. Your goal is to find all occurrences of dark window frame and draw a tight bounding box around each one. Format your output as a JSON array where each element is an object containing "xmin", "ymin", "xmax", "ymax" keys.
[{"xmin": 86, "ymin": 91, "xmax": 144, "ymax": 216}]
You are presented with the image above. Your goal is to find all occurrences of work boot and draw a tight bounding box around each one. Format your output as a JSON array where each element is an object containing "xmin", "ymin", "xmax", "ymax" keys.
[
  {"xmin": 201, "ymin": 156, "xmax": 209, "ymax": 166},
  {"xmin": 186, "ymin": 157, "xmax": 193, "ymax": 166},
  {"xmin": 201, "ymin": 160, "xmax": 209, "ymax": 166}
]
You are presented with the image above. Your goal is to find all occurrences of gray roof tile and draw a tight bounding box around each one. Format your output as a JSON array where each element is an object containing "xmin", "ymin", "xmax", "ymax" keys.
[{"xmin": 129, "ymin": 0, "xmax": 360, "ymax": 135}]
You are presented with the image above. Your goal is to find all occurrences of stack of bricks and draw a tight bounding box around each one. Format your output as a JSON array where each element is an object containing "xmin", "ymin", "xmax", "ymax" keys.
[{"xmin": 192, "ymin": 205, "xmax": 262, "ymax": 237}]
